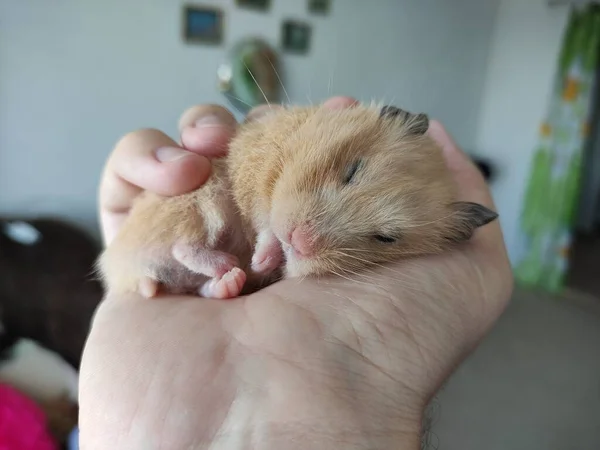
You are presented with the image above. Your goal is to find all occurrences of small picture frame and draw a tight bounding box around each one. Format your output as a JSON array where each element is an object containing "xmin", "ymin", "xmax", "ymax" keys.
[
  {"xmin": 282, "ymin": 20, "xmax": 311, "ymax": 55},
  {"xmin": 308, "ymin": 0, "xmax": 331, "ymax": 15},
  {"xmin": 183, "ymin": 5, "xmax": 224, "ymax": 45},
  {"xmin": 236, "ymin": 0, "xmax": 271, "ymax": 12}
]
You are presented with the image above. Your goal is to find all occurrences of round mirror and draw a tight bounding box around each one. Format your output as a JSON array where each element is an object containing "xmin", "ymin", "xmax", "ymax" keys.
[{"xmin": 217, "ymin": 38, "xmax": 281, "ymax": 112}]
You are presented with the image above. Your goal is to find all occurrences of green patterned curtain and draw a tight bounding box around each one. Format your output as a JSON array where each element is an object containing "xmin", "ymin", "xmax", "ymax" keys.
[{"xmin": 515, "ymin": 4, "xmax": 600, "ymax": 293}]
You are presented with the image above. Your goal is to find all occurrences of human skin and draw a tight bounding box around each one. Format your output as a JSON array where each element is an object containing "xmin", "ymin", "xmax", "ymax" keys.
[{"xmin": 79, "ymin": 96, "xmax": 513, "ymax": 449}]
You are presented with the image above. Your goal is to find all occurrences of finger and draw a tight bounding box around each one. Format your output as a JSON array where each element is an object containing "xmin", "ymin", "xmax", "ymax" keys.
[
  {"xmin": 427, "ymin": 120, "xmax": 508, "ymax": 261},
  {"xmin": 323, "ymin": 96, "xmax": 359, "ymax": 109},
  {"xmin": 244, "ymin": 104, "xmax": 285, "ymax": 123},
  {"xmin": 105, "ymin": 129, "xmax": 211, "ymax": 204},
  {"xmin": 100, "ymin": 129, "xmax": 211, "ymax": 244},
  {"xmin": 178, "ymin": 105, "xmax": 238, "ymax": 158},
  {"xmin": 244, "ymin": 97, "xmax": 358, "ymax": 125},
  {"xmin": 427, "ymin": 120, "xmax": 494, "ymax": 209}
]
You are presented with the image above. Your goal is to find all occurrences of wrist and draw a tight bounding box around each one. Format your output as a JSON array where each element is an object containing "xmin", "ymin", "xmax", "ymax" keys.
[
  {"xmin": 213, "ymin": 328, "xmax": 425, "ymax": 449},
  {"xmin": 210, "ymin": 292, "xmax": 429, "ymax": 450},
  {"xmin": 210, "ymin": 379, "xmax": 423, "ymax": 450}
]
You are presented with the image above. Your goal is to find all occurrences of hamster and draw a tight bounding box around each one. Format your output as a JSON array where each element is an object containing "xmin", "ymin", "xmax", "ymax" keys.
[{"xmin": 97, "ymin": 102, "xmax": 498, "ymax": 299}]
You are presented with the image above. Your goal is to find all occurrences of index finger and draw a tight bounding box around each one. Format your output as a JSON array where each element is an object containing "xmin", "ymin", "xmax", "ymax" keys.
[
  {"xmin": 178, "ymin": 105, "xmax": 238, "ymax": 158},
  {"xmin": 427, "ymin": 120, "xmax": 496, "ymax": 210}
]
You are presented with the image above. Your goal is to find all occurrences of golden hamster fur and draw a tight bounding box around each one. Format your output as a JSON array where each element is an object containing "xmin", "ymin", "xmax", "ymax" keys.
[
  {"xmin": 97, "ymin": 102, "xmax": 498, "ymax": 299},
  {"xmin": 97, "ymin": 158, "xmax": 262, "ymax": 299}
]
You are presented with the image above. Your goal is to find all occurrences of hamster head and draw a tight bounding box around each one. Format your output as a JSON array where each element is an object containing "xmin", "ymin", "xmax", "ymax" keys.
[{"xmin": 263, "ymin": 103, "xmax": 498, "ymax": 278}]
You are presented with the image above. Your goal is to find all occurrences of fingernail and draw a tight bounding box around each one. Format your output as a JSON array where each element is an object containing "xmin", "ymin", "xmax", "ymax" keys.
[
  {"xmin": 155, "ymin": 147, "xmax": 191, "ymax": 162},
  {"xmin": 323, "ymin": 97, "xmax": 359, "ymax": 109},
  {"xmin": 195, "ymin": 115, "xmax": 225, "ymax": 128}
]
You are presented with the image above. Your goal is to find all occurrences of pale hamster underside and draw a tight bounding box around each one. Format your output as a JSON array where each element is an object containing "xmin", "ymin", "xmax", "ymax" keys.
[
  {"xmin": 97, "ymin": 159, "xmax": 274, "ymax": 299},
  {"xmin": 97, "ymin": 103, "xmax": 498, "ymax": 299}
]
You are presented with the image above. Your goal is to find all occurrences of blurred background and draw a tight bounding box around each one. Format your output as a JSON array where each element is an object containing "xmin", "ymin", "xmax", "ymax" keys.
[{"xmin": 1, "ymin": 0, "xmax": 599, "ymax": 449}]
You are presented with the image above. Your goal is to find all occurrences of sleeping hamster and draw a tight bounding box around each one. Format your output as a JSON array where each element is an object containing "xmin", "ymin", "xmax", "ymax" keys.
[{"xmin": 97, "ymin": 103, "xmax": 498, "ymax": 299}]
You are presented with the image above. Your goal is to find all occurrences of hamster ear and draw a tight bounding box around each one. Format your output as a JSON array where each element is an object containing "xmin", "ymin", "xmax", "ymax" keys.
[
  {"xmin": 379, "ymin": 105, "xmax": 429, "ymax": 136},
  {"xmin": 445, "ymin": 202, "xmax": 499, "ymax": 243}
]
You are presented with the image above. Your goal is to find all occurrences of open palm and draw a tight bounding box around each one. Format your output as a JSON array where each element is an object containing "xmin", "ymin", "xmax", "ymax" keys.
[{"xmin": 80, "ymin": 98, "xmax": 512, "ymax": 450}]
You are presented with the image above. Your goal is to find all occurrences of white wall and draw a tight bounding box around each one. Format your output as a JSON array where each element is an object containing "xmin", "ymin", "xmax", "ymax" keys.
[
  {"xmin": 0, "ymin": 0, "xmax": 499, "ymax": 237},
  {"xmin": 475, "ymin": 0, "xmax": 570, "ymax": 263}
]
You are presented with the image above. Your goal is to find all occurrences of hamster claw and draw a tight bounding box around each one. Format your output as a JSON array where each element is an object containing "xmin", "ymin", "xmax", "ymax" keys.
[
  {"xmin": 251, "ymin": 230, "xmax": 283, "ymax": 276},
  {"xmin": 199, "ymin": 268, "xmax": 247, "ymax": 299},
  {"xmin": 172, "ymin": 243, "xmax": 240, "ymax": 279},
  {"xmin": 139, "ymin": 277, "xmax": 159, "ymax": 298}
]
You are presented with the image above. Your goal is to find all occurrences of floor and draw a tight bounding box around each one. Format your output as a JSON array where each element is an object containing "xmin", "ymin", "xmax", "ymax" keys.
[{"xmin": 429, "ymin": 288, "xmax": 600, "ymax": 450}]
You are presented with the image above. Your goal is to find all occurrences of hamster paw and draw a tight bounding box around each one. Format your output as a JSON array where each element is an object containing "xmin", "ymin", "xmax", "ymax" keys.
[
  {"xmin": 251, "ymin": 230, "xmax": 283, "ymax": 276},
  {"xmin": 172, "ymin": 243, "xmax": 240, "ymax": 278},
  {"xmin": 199, "ymin": 267, "xmax": 247, "ymax": 299},
  {"xmin": 139, "ymin": 277, "xmax": 159, "ymax": 298}
]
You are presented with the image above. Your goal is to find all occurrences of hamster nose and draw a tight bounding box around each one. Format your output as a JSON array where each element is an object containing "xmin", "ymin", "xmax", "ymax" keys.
[{"xmin": 290, "ymin": 226, "xmax": 314, "ymax": 257}]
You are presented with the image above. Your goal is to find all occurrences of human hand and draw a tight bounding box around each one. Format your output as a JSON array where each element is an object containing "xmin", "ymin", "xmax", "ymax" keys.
[
  {"xmin": 80, "ymin": 97, "xmax": 513, "ymax": 449},
  {"xmin": 98, "ymin": 104, "xmax": 238, "ymax": 245}
]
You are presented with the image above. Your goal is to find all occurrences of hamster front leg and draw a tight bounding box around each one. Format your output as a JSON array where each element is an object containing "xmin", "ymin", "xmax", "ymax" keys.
[
  {"xmin": 172, "ymin": 242, "xmax": 247, "ymax": 299},
  {"xmin": 250, "ymin": 229, "xmax": 284, "ymax": 276}
]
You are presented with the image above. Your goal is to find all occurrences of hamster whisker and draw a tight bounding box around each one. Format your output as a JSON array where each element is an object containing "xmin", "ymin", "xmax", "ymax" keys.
[
  {"xmin": 229, "ymin": 103, "xmax": 245, "ymax": 117},
  {"xmin": 225, "ymin": 93, "xmax": 254, "ymax": 110},
  {"xmin": 243, "ymin": 61, "xmax": 271, "ymax": 110},
  {"xmin": 332, "ymin": 251, "xmax": 379, "ymax": 265},
  {"xmin": 332, "ymin": 251, "xmax": 405, "ymax": 276},
  {"xmin": 307, "ymin": 76, "xmax": 314, "ymax": 107},
  {"xmin": 329, "ymin": 268, "xmax": 374, "ymax": 287},
  {"xmin": 326, "ymin": 49, "xmax": 339, "ymax": 98},
  {"xmin": 335, "ymin": 263, "xmax": 429, "ymax": 296},
  {"xmin": 329, "ymin": 251, "xmax": 381, "ymax": 271},
  {"xmin": 328, "ymin": 268, "xmax": 359, "ymax": 283},
  {"xmin": 401, "ymin": 210, "xmax": 463, "ymax": 229},
  {"xmin": 267, "ymin": 57, "xmax": 291, "ymax": 106},
  {"xmin": 331, "ymin": 251, "xmax": 431, "ymax": 286}
]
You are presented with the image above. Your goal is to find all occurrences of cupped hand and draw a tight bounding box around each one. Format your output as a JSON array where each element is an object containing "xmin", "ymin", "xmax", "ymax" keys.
[{"xmin": 80, "ymin": 97, "xmax": 512, "ymax": 450}]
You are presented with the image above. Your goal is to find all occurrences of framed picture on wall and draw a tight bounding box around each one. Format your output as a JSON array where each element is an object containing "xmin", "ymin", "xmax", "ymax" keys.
[
  {"xmin": 282, "ymin": 20, "xmax": 311, "ymax": 55},
  {"xmin": 236, "ymin": 0, "xmax": 271, "ymax": 12},
  {"xmin": 183, "ymin": 5, "xmax": 224, "ymax": 45},
  {"xmin": 308, "ymin": 0, "xmax": 331, "ymax": 15}
]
